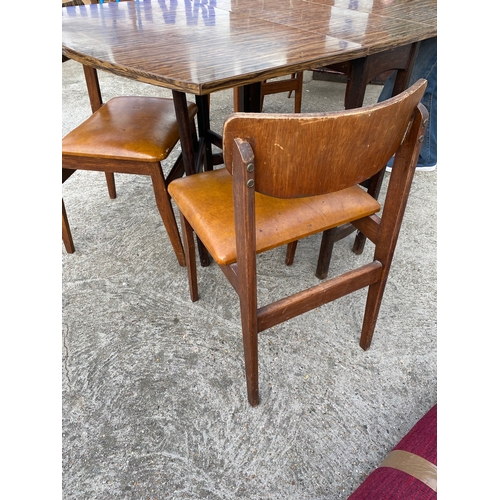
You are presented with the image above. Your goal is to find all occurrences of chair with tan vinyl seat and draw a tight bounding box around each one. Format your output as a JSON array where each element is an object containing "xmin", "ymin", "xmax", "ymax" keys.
[
  {"xmin": 168, "ymin": 79, "xmax": 428, "ymax": 406},
  {"xmin": 62, "ymin": 66, "xmax": 197, "ymax": 266}
]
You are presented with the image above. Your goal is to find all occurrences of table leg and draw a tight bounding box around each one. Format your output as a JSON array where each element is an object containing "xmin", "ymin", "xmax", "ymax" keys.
[
  {"xmin": 389, "ymin": 43, "xmax": 420, "ymax": 97},
  {"xmin": 343, "ymin": 42, "xmax": 419, "ymax": 109},
  {"xmin": 195, "ymin": 94, "xmax": 214, "ymax": 171},
  {"xmin": 172, "ymin": 90, "xmax": 211, "ymax": 267},
  {"xmin": 82, "ymin": 65, "xmax": 103, "ymax": 113},
  {"xmin": 172, "ymin": 90, "xmax": 198, "ymax": 175}
]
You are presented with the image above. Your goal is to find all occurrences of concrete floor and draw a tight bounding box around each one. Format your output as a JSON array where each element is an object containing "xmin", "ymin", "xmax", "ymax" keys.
[{"xmin": 62, "ymin": 61, "xmax": 437, "ymax": 499}]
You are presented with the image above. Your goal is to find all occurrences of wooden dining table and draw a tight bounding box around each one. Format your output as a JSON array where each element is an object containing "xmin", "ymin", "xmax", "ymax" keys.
[
  {"xmin": 62, "ymin": 0, "xmax": 436, "ymax": 167},
  {"xmin": 62, "ymin": 0, "xmax": 436, "ymax": 264}
]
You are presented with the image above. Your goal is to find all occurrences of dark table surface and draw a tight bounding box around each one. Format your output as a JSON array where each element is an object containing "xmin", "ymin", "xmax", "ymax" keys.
[{"xmin": 62, "ymin": 0, "xmax": 437, "ymax": 95}]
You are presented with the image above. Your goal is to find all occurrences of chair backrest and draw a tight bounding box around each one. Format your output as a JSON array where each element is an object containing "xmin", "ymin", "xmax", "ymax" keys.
[{"xmin": 222, "ymin": 79, "xmax": 427, "ymax": 198}]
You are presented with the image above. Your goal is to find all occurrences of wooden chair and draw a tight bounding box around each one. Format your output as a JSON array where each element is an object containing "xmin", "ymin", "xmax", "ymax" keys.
[
  {"xmin": 168, "ymin": 79, "xmax": 428, "ymax": 405},
  {"xmin": 62, "ymin": 66, "xmax": 198, "ymax": 266},
  {"xmin": 233, "ymin": 72, "xmax": 304, "ymax": 113}
]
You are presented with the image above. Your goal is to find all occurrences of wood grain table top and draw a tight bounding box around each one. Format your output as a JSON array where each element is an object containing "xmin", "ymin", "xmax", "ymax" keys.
[{"xmin": 62, "ymin": 0, "xmax": 436, "ymax": 95}]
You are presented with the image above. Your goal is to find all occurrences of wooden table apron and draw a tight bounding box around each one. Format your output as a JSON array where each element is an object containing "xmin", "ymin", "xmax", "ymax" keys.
[{"xmin": 62, "ymin": 0, "xmax": 436, "ymax": 265}]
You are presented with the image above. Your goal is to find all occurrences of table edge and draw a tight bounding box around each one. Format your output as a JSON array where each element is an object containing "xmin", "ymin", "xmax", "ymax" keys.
[{"xmin": 62, "ymin": 29, "xmax": 436, "ymax": 95}]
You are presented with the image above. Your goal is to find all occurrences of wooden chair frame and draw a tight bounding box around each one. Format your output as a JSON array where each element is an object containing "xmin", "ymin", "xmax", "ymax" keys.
[{"xmin": 170, "ymin": 80, "xmax": 428, "ymax": 406}]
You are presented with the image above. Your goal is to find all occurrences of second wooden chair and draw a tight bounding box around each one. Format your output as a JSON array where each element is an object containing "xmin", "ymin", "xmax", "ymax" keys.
[{"xmin": 62, "ymin": 66, "xmax": 197, "ymax": 266}]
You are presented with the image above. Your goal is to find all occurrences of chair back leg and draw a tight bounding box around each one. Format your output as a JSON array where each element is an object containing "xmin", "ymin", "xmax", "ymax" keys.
[
  {"xmin": 315, "ymin": 227, "xmax": 338, "ymax": 279},
  {"xmin": 240, "ymin": 293, "xmax": 259, "ymax": 406},
  {"xmin": 360, "ymin": 279, "xmax": 387, "ymax": 350},
  {"xmin": 359, "ymin": 102, "xmax": 428, "ymax": 349},
  {"xmin": 285, "ymin": 241, "xmax": 298, "ymax": 266}
]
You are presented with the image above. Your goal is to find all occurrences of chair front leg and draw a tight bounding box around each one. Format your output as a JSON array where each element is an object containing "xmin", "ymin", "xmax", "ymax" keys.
[
  {"xmin": 231, "ymin": 137, "xmax": 260, "ymax": 406},
  {"xmin": 149, "ymin": 163, "xmax": 186, "ymax": 267},
  {"xmin": 285, "ymin": 241, "xmax": 298, "ymax": 266},
  {"xmin": 240, "ymin": 299, "xmax": 259, "ymax": 406}
]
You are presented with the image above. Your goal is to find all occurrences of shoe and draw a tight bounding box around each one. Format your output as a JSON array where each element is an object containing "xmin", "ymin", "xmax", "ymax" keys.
[
  {"xmin": 386, "ymin": 162, "xmax": 436, "ymax": 173},
  {"xmin": 415, "ymin": 164, "xmax": 436, "ymax": 172}
]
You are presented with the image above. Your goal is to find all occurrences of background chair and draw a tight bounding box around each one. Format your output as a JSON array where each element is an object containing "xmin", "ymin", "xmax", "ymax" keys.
[
  {"xmin": 168, "ymin": 79, "xmax": 428, "ymax": 405},
  {"xmin": 233, "ymin": 72, "xmax": 303, "ymax": 113},
  {"xmin": 62, "ymin": 65, "xmax": 198, "ymax": 266}
]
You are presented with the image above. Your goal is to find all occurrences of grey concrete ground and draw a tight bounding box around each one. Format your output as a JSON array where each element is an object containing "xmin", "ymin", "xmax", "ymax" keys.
[{"xmin": 62, "ymin": 60, "xmax": 437, "ymax": 499}]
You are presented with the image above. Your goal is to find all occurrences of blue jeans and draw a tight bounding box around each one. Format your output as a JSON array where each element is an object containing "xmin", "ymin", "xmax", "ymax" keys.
[{"xmin": 378, "ymin": 37, "xmax": 437, "ymax": 168}]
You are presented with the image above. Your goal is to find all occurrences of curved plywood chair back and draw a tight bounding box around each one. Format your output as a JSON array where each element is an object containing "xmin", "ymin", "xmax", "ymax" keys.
[{"xmin": 223, "ymin": 79, "xmax": 427, "ymax": 198}]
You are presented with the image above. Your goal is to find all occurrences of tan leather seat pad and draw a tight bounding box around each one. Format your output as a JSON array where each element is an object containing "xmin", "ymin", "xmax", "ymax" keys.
[
  {"xmin": 169, "ymin": 168, "xmax": 380, "ymax": 265},
  {"xmin": 62, "ymin": 96, "xmax": 197, "ymax": 162}
]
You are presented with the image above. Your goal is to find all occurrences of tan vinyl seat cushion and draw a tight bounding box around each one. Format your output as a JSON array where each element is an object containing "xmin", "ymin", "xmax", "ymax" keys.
[
  {"xmin": 62, "ymin": 96, "xmax": 197, "ymax": 162},
  {"xmin": 169, "ymin": 168, "xmax": 380, "ymax": 265}
]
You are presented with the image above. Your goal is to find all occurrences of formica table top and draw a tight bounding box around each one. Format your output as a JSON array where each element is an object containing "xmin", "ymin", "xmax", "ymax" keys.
[{"xmin": 62, "ymin": 0, "xmax": 436, "ymax": 95}]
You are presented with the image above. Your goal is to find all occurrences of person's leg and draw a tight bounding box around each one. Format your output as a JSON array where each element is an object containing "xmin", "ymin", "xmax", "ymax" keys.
[{"xmin": 379, "ymin": 37, "xmax": 437, "ymax": 170}]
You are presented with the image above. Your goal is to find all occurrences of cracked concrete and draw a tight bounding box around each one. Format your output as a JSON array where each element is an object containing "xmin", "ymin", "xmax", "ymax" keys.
[{"xmin": 62, "ymin": 60, "xmax": 436, "ymax": 499}]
